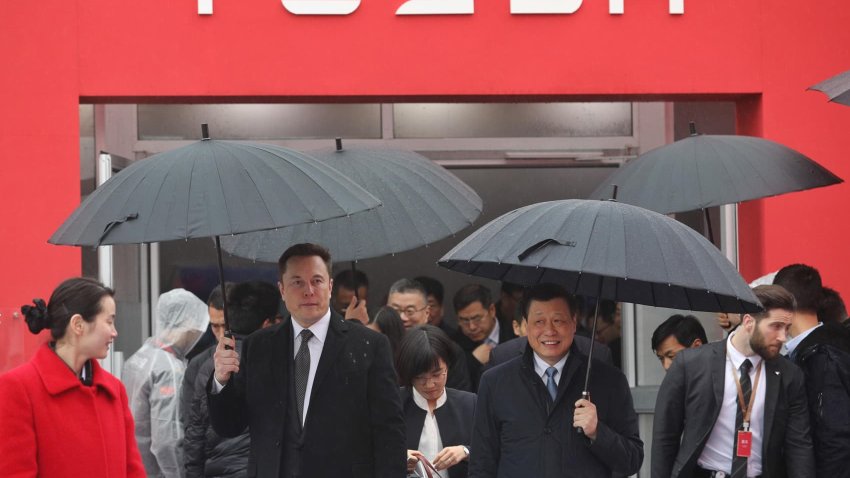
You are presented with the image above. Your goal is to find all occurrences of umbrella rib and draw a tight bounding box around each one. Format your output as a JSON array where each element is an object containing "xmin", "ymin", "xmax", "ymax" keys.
[{"xmin": 211, "ymin": 144, "xmax": 236, "ymax": 235}]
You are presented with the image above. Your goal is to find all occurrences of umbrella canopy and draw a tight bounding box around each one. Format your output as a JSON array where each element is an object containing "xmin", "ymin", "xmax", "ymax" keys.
[
  {"xmin": 587, "ymin": 125, "xmax": 842, "ymax": 215},
  {"xmin": 219, "ymin": 145, "xmax": 483, "ymax": 262},
  {"xmin": 49, "ymin": 139, "xmax": 381, "ymax": 246},
  {"xmin": 810, "ymin": 69, "xmax": 850, "ymax": 106},
  {"xmin": 439, "ymin": 199, "xmax": 761, "ymax": 313}
]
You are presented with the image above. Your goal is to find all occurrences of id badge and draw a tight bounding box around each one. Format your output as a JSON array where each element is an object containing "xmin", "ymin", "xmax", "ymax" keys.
[{"xmin": 736, "ymin": 430, "xmax": 753, "ymax": 457}]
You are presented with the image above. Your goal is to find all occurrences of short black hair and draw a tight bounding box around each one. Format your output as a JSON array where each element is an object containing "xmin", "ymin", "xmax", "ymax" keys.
[
  {"xmin": 278, "ymin": 243, "xmax": 332, "ymax": 279},
  {"xmin": 500, "ymin": 282, "xmax": 524, "ymax": 295},
  {"xmin": 396, "ymin": 324, "xmax": 455, "ymax": 387},
  {"xmin": 333, "ymin": 269, "xmax": 369, "ymax": 295},
  {"xmin": 226, "ymin": 281, "xmax": 281, "ymax": 335},
  {"xmin": 519, "ymin": 283, "xmax": 577, "ymax": 319},
  {"xmin": 452, "ymin": 283, "xmax": 492, "ymax": 313},
  {"xmin": 819, "ymin": 287, "xmax": 848, "ymax": 323},
  {"xmin": 207, "ymin": 282, "xmax": 234, "ymax": 310},
  {"xmin": 651, "ymin": 314, "xmax": 708, "ymax": 351},
  {"xmin": 751, "ymin": 284, "xmax": 796, "ymax": 320},
  {"xmin": 773, "ymin": 263, "xmax": 822, "ymax": 313},
  {"xmin": 414, "ymin": 276, "xmax": 444, "ymax": 304}
]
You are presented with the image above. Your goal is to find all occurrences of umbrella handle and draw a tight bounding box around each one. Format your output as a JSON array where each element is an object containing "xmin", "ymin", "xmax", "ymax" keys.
[{"xmin": 575, "ymin": 390, "xmax": 590, "ymax": 435}]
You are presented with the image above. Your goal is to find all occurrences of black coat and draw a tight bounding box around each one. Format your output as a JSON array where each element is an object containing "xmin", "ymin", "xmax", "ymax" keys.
[
  {"xmin": 793, "ymin": 322, "xmax": 850, "ymax": 478},
  {"xmin": 652, "ymin": 339, "xmax": 815, "ymax": 478},
  {"xmin": 185, "ymin": 340, "xmax": 249, "ymax": 478},
  {"xmin": 401, "ymin": 387, "xmax": 475, "ymax": 478},
  {"xmin": 208, "ymin": 312, "xmax": 406, "ymax": 478},
  {"xmin": 451, "ymin": 323, "xmax": 516, "ymax": 391},
  {"xmin": 469, "ymin": 345, "xmax": 643, "ymax": 478}
]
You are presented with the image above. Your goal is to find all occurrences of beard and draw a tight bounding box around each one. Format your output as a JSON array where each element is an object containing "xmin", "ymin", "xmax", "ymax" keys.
[{"xmin": 749, "ymin": 324, "xmax": 780, "ymax": 359}]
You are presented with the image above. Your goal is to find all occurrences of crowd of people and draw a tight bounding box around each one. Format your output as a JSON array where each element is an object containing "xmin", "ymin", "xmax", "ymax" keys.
[{"xmin": 2, "ymin": 242, "xmax": 850, "ymax": 478}]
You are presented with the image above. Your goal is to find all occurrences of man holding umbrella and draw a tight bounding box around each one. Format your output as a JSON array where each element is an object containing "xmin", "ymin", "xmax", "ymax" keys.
[
  {"xmin": 207, "ymin": 243, "xmax": 406, "ymax": 478},
  {"xmin": 469, "ymin": 283, "xmax": 643, "ymax": 478}
]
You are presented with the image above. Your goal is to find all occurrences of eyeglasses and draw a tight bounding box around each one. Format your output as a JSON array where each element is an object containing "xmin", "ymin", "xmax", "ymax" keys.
[
  {"xmin": 457, "ymin": 315, "xmax": 487, "ymax": 327},
  {"xmin": 391, "ymin": 305, "xmax": 428, "ymax": 317},
  {"xmin": 412, "ymin": 368, "xmax": 448, "ymax": 386}
]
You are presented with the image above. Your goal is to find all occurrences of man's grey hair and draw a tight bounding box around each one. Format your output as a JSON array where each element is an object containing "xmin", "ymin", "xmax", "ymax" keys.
[{"xmin": 388, "ymin": 278, "xmax": 427, "ymax": 301}]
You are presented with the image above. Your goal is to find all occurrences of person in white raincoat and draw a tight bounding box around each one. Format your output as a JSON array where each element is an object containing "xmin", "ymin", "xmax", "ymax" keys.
[{"xmin": 124, "ymin": 288, "xmax": 209, "ymax": 478}]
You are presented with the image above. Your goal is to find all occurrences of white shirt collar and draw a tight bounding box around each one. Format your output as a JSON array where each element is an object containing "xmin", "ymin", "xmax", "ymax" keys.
[
  {"xmin": 291, "ymin": 308, "xmax": 332, "ymax": 344},
  {"xmin": 785, "ymin": 322, "xmax": 823, "ymax": 356},
  {"xmin": 727, "ymin": 331, "xmax": 763, "ymax": 370},
  {"xmin": 412, "ymin": 386, "xmax": 447, "ymax": 412},
  {"xmin": 532, "ymin": 351, "xmax": 569, "ymax": 382},
  {"xmin": 486, "ymin": 320, "xmax": 501, "ymax": 346}
]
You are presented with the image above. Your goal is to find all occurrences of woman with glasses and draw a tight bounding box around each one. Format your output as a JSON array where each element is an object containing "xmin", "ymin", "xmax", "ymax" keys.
[{"xmin": 398, "ymin": 325, "xmax": 475, "ymax": 478}]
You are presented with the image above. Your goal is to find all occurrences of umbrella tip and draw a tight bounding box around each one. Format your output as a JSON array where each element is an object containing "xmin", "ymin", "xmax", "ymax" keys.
[
  {"xmin": 689, "ymin": 121, "xmax": 697, "ymax": 136},
  {"xmin": 201, "ymin": 123, "xmax": 211, "ymax": 141},
  {"xmin": 335, "ymin": 137, "xmax": 343, "ymax": 151},
  {"xmin": 612, "ymin": 184, "xmax": 619, "ymax": 200}
]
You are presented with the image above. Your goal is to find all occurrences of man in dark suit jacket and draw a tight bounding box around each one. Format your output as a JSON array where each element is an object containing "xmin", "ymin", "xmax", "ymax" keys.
[
  {"xmin": 469, "ymin": 283, "xmax": 643, "ymax": 478},
  {"xmin": 451, "ymin": 284, "xmax": 516, "ymax": 390},
  {"xmin": 652, "ymin": 285, "xmax": 814, "ymax": 478},
  {"xmin": 208, "ymin": 243, "xmax": 406, "ymax": 478}
]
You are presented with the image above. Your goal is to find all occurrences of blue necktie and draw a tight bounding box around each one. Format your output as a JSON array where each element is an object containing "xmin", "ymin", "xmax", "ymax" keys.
[{"xmin": 545, "ymin": 367, "xmax": 558, "ymax": 401}]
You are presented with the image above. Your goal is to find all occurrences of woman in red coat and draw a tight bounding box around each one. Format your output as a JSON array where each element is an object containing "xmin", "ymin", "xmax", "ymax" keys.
[{"xmin": 0, "ymin": 277, "xmax": 145, "ymax": 477}]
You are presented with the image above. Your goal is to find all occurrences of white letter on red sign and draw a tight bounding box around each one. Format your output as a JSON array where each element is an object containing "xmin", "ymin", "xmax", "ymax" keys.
[
  {"xmin": 511, "ymin": 0, "xmax": 582, "ymax": 14},
  {"xmin": 396, "ymin": 0, "xmax": 473, "ymax": 15},
  {"xmin": 609, "ymin": 0, "xmax": 684, "ymax": 14},
  {"xmin": 282, "ymin": 0, "xmax": 360, "ymax": 15}
]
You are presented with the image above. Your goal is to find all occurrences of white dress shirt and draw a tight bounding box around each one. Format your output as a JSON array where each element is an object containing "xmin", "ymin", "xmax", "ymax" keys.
[
  {"xmin": 412, "ymin": 387, "xmax": 447, "ymax": 476},
  {"xmin": 698, "ymin": 333, "xmax": 766, "ymax": 476},
  {"xmin": 291, "ymin": 309, "xmax": 331, "ymax": 425}
]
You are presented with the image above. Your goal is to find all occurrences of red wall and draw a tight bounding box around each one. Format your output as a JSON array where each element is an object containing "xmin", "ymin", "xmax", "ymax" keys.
[{"xmin": 2, "ymin": 0, "xmax": 849, "ymax": 370}]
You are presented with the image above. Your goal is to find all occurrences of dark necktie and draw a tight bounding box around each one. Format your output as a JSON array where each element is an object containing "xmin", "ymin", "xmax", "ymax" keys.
[
  {"xmin": 545, "ymin": 367, "xmax": 558, "ymax": 401},
  {"xmin": 732, "ymin": 359, "xmax": 753, "ymax": 478},
  {"xmin": 295, "ymin": 329, "xmax": 313, "ymax": 425}
]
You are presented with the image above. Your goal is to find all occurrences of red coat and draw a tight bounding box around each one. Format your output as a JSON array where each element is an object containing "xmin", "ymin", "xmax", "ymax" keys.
[{"xmin": 0, "ymin": 343, "xmax": 145, "ymax": 478}]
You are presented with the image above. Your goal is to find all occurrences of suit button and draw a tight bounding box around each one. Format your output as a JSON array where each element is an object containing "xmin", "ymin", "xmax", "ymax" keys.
[
  {"xmin": 275, "ymin": 441, "xmax": 281, "ymax": 447},
  {"xmin": 544, "ymin": 427, "xmax": 552, "ymax": 434}
]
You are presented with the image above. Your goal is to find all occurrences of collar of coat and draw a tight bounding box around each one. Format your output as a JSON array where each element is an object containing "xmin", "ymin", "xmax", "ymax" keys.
[{"xmin": 32, "ymin": 343, "xmax": 120, "ymax": 399}]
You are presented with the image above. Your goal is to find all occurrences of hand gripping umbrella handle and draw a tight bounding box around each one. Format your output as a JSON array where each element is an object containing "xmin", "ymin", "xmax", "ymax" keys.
[{"xmin": 576, "ymin": 391, "xmax": 590, "ymax": 435}]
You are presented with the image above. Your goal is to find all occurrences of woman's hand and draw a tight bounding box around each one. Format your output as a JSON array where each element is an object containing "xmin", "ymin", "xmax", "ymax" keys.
[
  {"xmin": 407, "ymin": 450, "xmax": 426, "ymax": 472},
  {"xmin": 433, "ymin": 445, "xmax": 467, "ymax": 470}
]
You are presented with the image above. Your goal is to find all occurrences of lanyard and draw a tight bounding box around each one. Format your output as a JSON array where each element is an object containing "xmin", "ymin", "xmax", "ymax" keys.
[{"xmin": 728, "ymin": 356, "xmax": 763, "ymax": 431}]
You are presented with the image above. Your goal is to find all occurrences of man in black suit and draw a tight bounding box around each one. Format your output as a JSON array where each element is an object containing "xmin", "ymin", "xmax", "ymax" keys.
[
  {"xmin": 451, "ymin": 283, "xmax": 516, "ymax": 390},
  {"xmin": 469, "ymin": 283, "xmax": 643, "ymax": 478},
  {"xmin": 652, "ymin": 284, "xmax": 814, "ymax": 478},
  {"xmin": 208, "ymin": 243, "xmax": 406, "ymax": 478},
  {"xmin": 774, "ymin": 264, "xmax": 850, "ymax": 477}
]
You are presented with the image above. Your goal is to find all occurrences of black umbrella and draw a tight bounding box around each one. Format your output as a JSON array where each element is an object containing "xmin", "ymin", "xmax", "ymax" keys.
[
  {"xmin": 219, "ymin": 139, "xmax": 483, "ymax": 285},
  {"xmin": 810, "ymin": 69, "xmax": 850, "ymax": 106},
  {"xmin": 438, "ymin": 199, "xmax": 760, "ymax": 427},
  {"xmin": 588, "ymin": 123, "xmax": 842, "ymax": 242},
  {"xmin": 49, "ymin": 126, "xmax": 381, "ymax": 332}
]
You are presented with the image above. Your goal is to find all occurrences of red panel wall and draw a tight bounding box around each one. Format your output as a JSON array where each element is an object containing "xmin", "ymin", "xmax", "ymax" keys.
[{"xmin": 1, "ymin": 0, "xmax": 849, "ymax": 370}]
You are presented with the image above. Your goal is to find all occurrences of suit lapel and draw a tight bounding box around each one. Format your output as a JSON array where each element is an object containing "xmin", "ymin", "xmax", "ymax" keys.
[
  {"xmin": 311, "ymin": 313, "xmax": 348, "ymax": 399},
  {"xmin": 554, "ymin": 350, "xmax": 581, "ymax": 407},
  {"xmin": 435, "ymin": 393, "xmax": 460, "ymax": 446},
  {"xmin": 762, "ymin": 358, "xmax": 780, "ymax": 453},
  {"xmin": 274, "ymin": 321, "xmax": 293, "ymax": 398},
  {"xmin": 402, "ymin": 389, "xmax": 427, "ymax": 448},
  {"xmin": 711, "ymin": 342, "xmax": 726, "ymax": 419}
]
